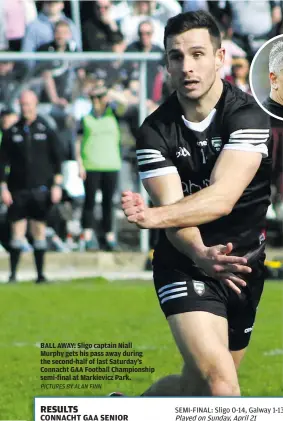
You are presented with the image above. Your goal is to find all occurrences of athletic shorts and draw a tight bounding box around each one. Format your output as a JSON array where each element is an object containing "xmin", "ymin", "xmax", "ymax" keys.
[
  {"xmin": 153, "ymin": 245, "xmax": 266, "ymax": 351},
  {"xmin": 8, "ymin": 187, "xmax": 51, "ymax": 222}
]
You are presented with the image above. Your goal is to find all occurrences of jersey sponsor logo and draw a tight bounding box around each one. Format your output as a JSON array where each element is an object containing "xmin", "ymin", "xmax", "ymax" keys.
[
  {"xmin": 12, "ymin": 135, "xmax": 23, "ymax": 143},
  {"xmin": 182, "ymin": 179, "xmax": 210, "ymax": 195},
  {"xmin": 176, "ymin": 147, "xmax": 191, "ymax": 158},
  {"xmin": 211, "ymin": 137, "xmax": 222, "ymax": 151},
  {"xmin": 192, "ymin": 280, "xmax": 205, "ymax": 296},
  {"xmin": 197, "ymin": 140, "xmax": 207, "ymax": 147},
  {"xmin": 244, "ymin": 326, "xmax": 253, "ymax": 334},
  {"xmin": 34, "ymin": 133, "xmax": 47, "ymax": 141}
]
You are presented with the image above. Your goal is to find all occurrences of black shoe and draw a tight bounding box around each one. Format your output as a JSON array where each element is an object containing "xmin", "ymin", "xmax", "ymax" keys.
[
  {"xmin": 8, "ymin": 274, "xmax": 16, "ymax": 283},
  {"xmin": 108, "ymin": 392, "xmax": 125, "ymax": 397},
  {"xmin": 36, "ymin": 275, "xmax": 47, "ymax": 284}
]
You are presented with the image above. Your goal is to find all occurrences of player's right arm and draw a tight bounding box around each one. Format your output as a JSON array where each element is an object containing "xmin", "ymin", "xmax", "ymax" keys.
[{"xmin": 135, "ymin": 122, "xmax": 249, "ymax": 293}]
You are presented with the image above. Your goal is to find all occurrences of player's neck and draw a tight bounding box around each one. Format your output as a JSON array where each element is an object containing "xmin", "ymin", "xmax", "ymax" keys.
[
  {"xmin": 178, "ymin": 78, "xmax": 223, "ymax": 122},
  {"xmin": 270, "ymin": 90, "xmax": 283, "ymax": 106}
]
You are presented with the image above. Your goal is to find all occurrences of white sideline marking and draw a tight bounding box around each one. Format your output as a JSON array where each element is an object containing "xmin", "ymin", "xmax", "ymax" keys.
[
  {"xmin": 0, "ymin": 271, "xmax": 153, "ymax": 283},
  {"xmin": 264, "ymin": 349, "xmax": 283, "ymax": 356}
]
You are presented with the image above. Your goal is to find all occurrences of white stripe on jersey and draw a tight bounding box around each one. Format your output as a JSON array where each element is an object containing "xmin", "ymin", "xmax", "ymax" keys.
[
  {"xmin": 138, "ymin": 157, "xmax": 166, "ymax": 166},
  {"xmin": 230, "ymin": 129, "xmax": 269, "ymax": 136},
  {"xmin": 230, "ymin": 134, "xmax": 269, "ymax": 139},
  {"xmin": 224, "ymin": 143, "xmax": 268, "ymax": 157},
  {"xmin": 139, "ymin": 166, "xmax": 178, "ymax": 179},
  {"xmin": 136, "ymin": 149, "xmax": 162, "ymax": 155},
  {"xmin": 159, "ymin": 286, "xmax": 188, "ymax": 299},
  {"xmin": 158, "ymin": 281, "xmax": 187, "ymax": 294},
  {"xmin": 229, "ymin": 137, "xmax": 269, "ymax": 144},
  {"xmin": 160, "ymin": 292, "xmax": 188, "ymax": 305},
  {"xmin": 137, "ymin": 153, "xmax": 163, "ymax": 160}
]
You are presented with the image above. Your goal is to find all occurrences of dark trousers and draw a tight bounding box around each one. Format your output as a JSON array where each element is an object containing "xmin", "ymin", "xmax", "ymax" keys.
[{"xmin": 82, "ymin": 171, "xmax": 118, "ymax": 234}]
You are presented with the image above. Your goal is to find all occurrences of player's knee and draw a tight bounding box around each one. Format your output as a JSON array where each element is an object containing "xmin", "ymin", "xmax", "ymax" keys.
[{"xmin": 208, "ymin": 373, "xmax": 240, "ymax": 396}]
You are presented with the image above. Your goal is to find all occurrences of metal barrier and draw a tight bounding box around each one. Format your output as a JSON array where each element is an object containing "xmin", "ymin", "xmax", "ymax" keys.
[{"xmin": 0, "ymin": 51, "xmax": 163, "ymax": 252}]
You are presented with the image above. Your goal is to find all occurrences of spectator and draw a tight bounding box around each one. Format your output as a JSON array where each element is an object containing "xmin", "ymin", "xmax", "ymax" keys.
[
  {"xmin": 35, "ymin": 20, "xmax": 81, "ymax": 164},
  {"xmin": 76, "ymin": 85, "xmax": 123, "ymax": 251},
  {"xmin": 228, "ymin": 0, "xmax": 281, "ymax": 59},
  {"xmin": 119, "ymin": 0, "xmax": 181, "ymax": 49},
  {"xmin": 82, "ymin": 0, "xmax": 123, "ymax": 51},
  {"xmin": 3, "ymin": 0, "xmax": 37, "ymax": 51},
  {"xmin": 0, "ymin": 53, "xmax": 24, "ymax": 108},
  {"xmin": 0, "ymin": 107, "xmax": 18, "ymax": 143},
  {"xmin": 0, "ymin": 90, "xmax": 63, "ymax": 282},
  {"xmin": 219, "ymin": 23, "xmax": 247, "ymax": 79},
  {"xmin": 225, "ymin": 58, "xmax": 251, "ymax": 94},
  {"xmin": 22, "ymin": 1, "xmax": 81, "ymax": 53},
  {"xmin": 126, "ymin": 20, "xmax": 164, "ymax": 100},
  {"xmin": 86, "ymin": 32, "xmax": 127, "ymax": 90},
  {"xmin": 37, "ymin": 20, "xmax": 79, "ymax": 107}
]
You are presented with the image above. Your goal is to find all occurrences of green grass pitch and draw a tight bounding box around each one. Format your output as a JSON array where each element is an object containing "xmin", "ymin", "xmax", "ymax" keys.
[{"xmin": 0, "ymin": 278, "xmax": 282, "ymax": 420}]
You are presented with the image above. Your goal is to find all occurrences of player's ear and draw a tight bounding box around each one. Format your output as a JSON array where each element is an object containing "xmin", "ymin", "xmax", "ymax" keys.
[
  {"xmin": 215, "ymin": 48, "xmax": 225, "ymax": 71},
  {"xmin": 270, "ymin": 72, "xmax": 278, "ymax": 90}
]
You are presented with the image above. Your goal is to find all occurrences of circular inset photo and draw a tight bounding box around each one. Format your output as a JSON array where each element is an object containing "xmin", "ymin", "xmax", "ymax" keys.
[{"xmin": 250, "ymin": 34, "xmax": 283, "ymax": 121}]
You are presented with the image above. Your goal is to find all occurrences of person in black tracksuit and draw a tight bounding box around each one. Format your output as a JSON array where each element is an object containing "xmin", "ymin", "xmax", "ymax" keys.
[{"xmin": 0, "ymin": 90, "xmax": 63, "ymax": 283}]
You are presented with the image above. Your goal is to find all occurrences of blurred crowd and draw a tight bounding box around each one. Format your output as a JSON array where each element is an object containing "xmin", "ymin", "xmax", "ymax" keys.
[{"xmin": 0, "ymin": 0, "xmax": 282, "ymax": 253}]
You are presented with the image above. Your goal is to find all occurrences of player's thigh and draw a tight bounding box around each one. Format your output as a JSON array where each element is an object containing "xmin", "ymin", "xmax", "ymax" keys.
[{"xmin": 168, "ymin": 311, "xmax": 238, "ymax": 386}]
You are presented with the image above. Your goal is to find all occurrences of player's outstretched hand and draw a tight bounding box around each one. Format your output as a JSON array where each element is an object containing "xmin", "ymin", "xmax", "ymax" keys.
[
  {"xmin": 194, "ymin": 242, "xmax": 252, "ymax": 295},
  {"xmin": 121, "ymin": 191, "xmax": 153, "ymax": 229}
]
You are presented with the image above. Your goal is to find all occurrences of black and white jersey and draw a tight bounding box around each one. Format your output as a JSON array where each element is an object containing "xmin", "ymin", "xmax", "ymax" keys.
[
  {"xmin": 136, "ymin": 81, "xmax": 272, "ymax": 272},
  {"xmin": 262, "ymin": 97, "xmax": 283, "ymax": 119}
]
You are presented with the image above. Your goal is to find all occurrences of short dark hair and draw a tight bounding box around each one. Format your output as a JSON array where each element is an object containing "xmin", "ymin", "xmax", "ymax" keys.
[{"xmin": 164, "ymin": 10, "xmax": 221, "ymax": 51}]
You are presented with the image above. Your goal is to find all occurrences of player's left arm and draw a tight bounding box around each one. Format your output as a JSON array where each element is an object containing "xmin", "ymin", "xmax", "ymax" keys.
[{"xmin": 123, "ymin": 106, "xmax": 271, "ymax": 229}]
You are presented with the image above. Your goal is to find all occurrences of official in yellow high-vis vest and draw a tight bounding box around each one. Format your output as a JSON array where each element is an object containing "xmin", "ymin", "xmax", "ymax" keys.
[{"xmin": 76, "ymin": 85, "xmax": 123, "ymax": 251}]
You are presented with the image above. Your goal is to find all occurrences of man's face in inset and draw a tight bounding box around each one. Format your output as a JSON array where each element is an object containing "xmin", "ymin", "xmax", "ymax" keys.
[{"xmin": 166, "ymin": 28, "xmax": 224, "ymax": 101}]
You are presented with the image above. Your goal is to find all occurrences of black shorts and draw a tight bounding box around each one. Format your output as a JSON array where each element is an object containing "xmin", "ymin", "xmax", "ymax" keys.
[
  {"xmin": 8, "ymin": 188, "xmax": 51, "ymax": 222},
  {"xmin": 153, "ymin": 247, "xmax": 266, "ymax": 351}
]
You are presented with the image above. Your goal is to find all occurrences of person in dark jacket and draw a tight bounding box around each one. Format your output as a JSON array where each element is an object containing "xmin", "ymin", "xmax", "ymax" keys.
[
  {"xmin": 0, "ymin": 90, "xmax": 63, "ymax": 283},
  {"xmin": 82, "ymin": 0, "xmax": 123, "ymax": 51}
]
